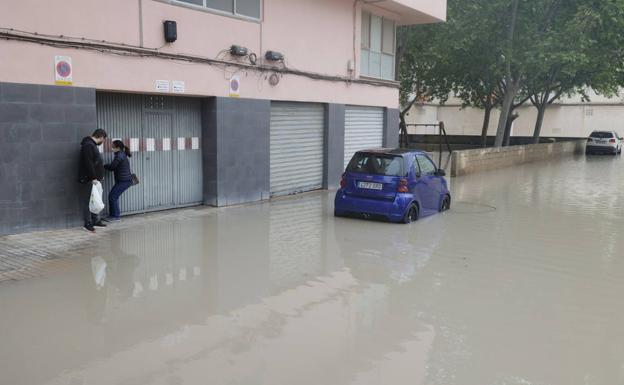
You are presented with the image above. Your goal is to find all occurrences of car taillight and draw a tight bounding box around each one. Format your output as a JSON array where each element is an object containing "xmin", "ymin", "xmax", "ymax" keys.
[
  {"xmin": 397, "ymin": 178, "xmax": 408, "ymax": 193},
  {"xmin": 610, "ymin": 139, "xmax": 617, "ymax": 143},
  {"xmin": 340, "ymin": 174, "xmax": 347, "ymax": 189}
]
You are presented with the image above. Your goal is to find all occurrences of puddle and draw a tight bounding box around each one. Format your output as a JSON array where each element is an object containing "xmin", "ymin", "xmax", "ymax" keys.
[{"xmin": 2, "ymin": 156, "xmax": 624, "ymax": 385}]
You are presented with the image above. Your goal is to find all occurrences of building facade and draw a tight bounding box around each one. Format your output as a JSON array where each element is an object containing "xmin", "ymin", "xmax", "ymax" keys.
[
  {"xmin": 0, "ymin": 0, "xmax": 446, "ymax": 235},
  {"xmin": 406, "ymin": 91, "xmax": 624, "ymax": 139}
]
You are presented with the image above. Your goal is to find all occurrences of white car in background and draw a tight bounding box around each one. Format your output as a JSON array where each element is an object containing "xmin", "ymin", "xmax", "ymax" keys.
[{"xmin": 586, "ymin": 131, "xmax": 623, "ymax": 155}]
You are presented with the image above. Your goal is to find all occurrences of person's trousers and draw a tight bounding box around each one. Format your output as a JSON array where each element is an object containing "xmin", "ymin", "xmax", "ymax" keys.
[
  {"xmin": 79, "ymin": 182, "xmax": 100, "ymax": 226},
  {"xmin": 108, "ymin": 181, "xmax": 133, "ymax": 218}
]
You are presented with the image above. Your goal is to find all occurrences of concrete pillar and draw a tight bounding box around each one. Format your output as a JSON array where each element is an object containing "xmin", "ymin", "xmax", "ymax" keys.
[
  {"xmin": 324, "ymin": 103, "xmax": 345, "ymax": 189},
  {"xmin": 0, "ymin": 82, "xmax": 96, "ymax": 235},
  {"xmin": 201, "ymin": 97, "xmax": 271, "ymax": 207},
  {"xmin": 383, "ymin": 108, "xmax": 400, "ymax": 148}
]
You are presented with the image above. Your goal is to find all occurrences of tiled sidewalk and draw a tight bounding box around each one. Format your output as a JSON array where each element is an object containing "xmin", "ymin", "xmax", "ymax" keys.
[{"xmin": 0, "ymin": 205, "xmax": 216, "ymax": 283}]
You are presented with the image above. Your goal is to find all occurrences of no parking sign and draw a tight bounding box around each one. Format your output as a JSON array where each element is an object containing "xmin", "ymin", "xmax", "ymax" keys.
[{"xmin": 54, "ymin": 56, "xmax": 73, "ymax": 86}]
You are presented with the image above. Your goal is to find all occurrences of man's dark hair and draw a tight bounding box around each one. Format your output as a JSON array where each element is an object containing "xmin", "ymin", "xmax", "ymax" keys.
[{"xmin": 92, "ymin": 129, "xmax": 108, "ymax": 139}]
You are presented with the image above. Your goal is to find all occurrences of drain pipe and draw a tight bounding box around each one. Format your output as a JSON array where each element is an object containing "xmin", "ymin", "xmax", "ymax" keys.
[
  {"xmin": 352, "ymin": 0, "xmax": 362, "ymax": 79},
  {"xmin": 138, "ymin": 0, "xmax": 144, "ymax": 47}
]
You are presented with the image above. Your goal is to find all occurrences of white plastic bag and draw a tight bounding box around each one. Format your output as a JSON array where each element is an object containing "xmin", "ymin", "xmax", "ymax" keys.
[
  {"xmin": 91, "ymin": 256, "xmax": 107, "ymax": 290},
  {"xmin": 89, "ymin": 181, "xmax": 105, "ymax": 214}
]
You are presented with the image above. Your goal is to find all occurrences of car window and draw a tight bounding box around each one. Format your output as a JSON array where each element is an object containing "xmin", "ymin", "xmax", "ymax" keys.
[
  {"xmin": 410, "ymin": 156, "xmax": 420, "ymax": 175},
  {"xmin": 347, "ymin": 153, "xmax": 404, "ymax": 176},
  {"xmin": 590, "ymin": 131, "xmax": 614, "ymax": 138},
  {"xmin": 416, "ymin": 155, "xmax": 437, "ymax": 175}
]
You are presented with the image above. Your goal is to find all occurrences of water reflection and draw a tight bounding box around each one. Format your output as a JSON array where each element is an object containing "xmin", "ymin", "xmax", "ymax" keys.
[
  {"xmin": 2, "ymin": 155, "xmax": 624, "ymax": 385},
  {"xmin": 0, "ymin": 193, "xmax": 443, "ymax": 385}
]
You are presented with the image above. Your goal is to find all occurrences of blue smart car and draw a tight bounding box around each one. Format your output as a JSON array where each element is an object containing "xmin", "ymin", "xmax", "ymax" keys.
[{"xmin": 334, "ymin": 149, "xmax": 451, "ymax": 223}]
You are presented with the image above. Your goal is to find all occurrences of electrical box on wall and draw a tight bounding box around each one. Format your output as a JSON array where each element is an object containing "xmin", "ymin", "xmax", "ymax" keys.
[
  {"xmin": 265, "ymin": 51, "xmax": 284, "ymax": 61},
  {"xmin": 230, "ymin": 45, "xmax": 249, "ymax": 56},
  {"xmin": 163, "ymin": 20, "xmax": 177, "ymax": 43}
]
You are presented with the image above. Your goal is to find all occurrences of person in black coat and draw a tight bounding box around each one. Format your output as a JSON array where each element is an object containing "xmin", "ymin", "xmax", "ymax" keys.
[
  {"xmin": 79, "ymin": 129, "xmax": 107, "ymax": 233},
  {"xmin": 104, "ymin": 140, "xmax": 134, "ymax": 222}
]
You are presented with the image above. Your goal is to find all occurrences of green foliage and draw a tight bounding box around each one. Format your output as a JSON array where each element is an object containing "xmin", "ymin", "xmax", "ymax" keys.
[
  {"xmin": 397, "ymin": 24, "xmax": 451, "ymax": 111},
  {"xmin": 397, "ymin": 0, "xmax": 624, "ymax": 142}
]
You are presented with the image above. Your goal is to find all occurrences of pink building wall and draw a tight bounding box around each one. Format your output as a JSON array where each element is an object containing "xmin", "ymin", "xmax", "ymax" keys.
[{"xmin": 0, "ymin": 0, "xmax": 446, "ymax": 108}]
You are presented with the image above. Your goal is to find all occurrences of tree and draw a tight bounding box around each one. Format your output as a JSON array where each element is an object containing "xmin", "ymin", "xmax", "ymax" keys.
[
  {"xmin": 398, "ymin": 0, "xmax": 624, "ymax": 148},
  {"xmin": 448, "ymin": 0, "xmax": 507, "ymax": 147},
  {"xmin": 521, "ymin": 0, "xmax": 624, "ymax": 143},
  {"xmin": 397, "ymin": 0, "xmax": 506, "ymax": 147},
  {"xmin": 396, "ymin": 25, "xmax": 451, "ymax": 147}
]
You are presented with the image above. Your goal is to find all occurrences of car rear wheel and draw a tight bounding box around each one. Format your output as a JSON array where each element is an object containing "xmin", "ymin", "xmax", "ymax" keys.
[
  {"xmin": 403, "ymin": 204, "xmax": 419, "ymax": 224},
  {"xmin": 440, "ymin": 195, "xmax": 451, "ymax": 212}
]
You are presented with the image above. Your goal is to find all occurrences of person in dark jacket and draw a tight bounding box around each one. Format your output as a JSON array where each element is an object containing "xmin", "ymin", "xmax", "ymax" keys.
[
  {"xmin": 104, "ymin": 140, "xmax": 134, "ymax": 222},
  {"xmin": 79, "ymin": 129, "xmax": 108, "ymax": 233}
]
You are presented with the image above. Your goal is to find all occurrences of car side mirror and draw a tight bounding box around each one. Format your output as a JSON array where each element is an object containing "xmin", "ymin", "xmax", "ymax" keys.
[{"xmin": 435, "ymin": 169, "xmax": 446, "ymax": 177}]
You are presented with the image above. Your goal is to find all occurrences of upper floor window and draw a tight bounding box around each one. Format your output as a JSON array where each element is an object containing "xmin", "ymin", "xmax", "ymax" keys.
[
  {"xmin": 175, "ymin": 0, "xmax": 261, "ymax": 20},
  {"xmin": 361, "ymin": 11, "xmax": 395, "ymax": 80}
]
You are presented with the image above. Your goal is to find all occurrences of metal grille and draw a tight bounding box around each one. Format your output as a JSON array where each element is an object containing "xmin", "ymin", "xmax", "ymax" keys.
[
  {"xmin": 143, "ymin": 113, "xmax": 175, "ymax": 209},
  {"xmin": 344, "ymin": 106, "xmax": 385, "ymax": 168},
  {"xmin": 97, "ymin": 93, "xmax": 144, "ymax": 214},
  {"xmin": 96, "ymin": 92, "xmax": 202, "ymax": 216},
  {"xmin": 174, "ymin": 98, "xmax": 203, "ymax": 205},
  {"xmin": 270, "ymin": 102, "xmax": 325, "ymax": 197}
]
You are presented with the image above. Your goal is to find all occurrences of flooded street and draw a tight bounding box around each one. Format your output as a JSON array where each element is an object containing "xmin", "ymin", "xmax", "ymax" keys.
[{"xmin": 2, "ymin": 154, "xmax": 624, "ymax": 385}]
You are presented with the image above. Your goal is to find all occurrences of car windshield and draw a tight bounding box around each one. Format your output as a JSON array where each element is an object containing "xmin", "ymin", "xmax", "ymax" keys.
[
  {"xmin": 347, "ymin": 153, "xmax": 404, "ymax": 176},
  {"xmin": 590, "ymin": 132, "xmax": 614, "ymax": 138}
]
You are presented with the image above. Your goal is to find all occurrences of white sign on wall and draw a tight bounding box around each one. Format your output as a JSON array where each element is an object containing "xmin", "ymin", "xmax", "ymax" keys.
[
  {"xmin": 155, "ymin": 80, "xmax": 170, "ymax": 92},
  {"xmin": 229, "ymin": 75, "xmax": 240, "ymax": 98},
  {"xmin": 54, "ymin": 56, "xmax": 73, "ymax": 86},
  {"xmin": 162, "ymin": 138, "xmax": 171, "ymax": 151},
  {"xmin": 146, "ymin": 138, "xmax": 155, "ymax": 152},
  {"xmin": 172, "ymin": 81, "xmax": 185, "ymax": 93},
  {"xmin": 130, "ymin": 138, "xmax": 140, "ymax": 152}
]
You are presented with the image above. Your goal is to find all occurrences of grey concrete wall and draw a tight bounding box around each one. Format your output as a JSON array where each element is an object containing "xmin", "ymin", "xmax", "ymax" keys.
[
  {"xmin": 0, "ymin": 82, "xmax": 96, "ymax": 235},
  {"xmin": 202, "ymin": 97, "xmax": 270, "ymax": 206},
  {"xmin": 383, "ymin": 108, "xmax": 400, "ymax": 148},
  {"xmin": 324, "ymin": 104, "xmax": 345, "ymax": 189},
  {"xmin": 450, "ymin": 139, "xmax": 586, "ymax": 177}
]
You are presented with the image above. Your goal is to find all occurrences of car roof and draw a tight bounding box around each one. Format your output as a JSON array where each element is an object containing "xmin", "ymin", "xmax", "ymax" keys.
[{"xmin": 357, "ymin": 148, "xmax": 427, "ymax": 156}]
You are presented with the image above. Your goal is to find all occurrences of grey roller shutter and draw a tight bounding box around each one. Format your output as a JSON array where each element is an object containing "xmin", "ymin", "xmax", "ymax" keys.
[
  {"xmin": 97, "ymin": 92, "xmax": 145, "ymax": 215},
  {"xmin": 270, "ymin": 102, "xmax": 325, "ymax": 196},
  {"xmin": 96, "ymin": 92, "xmax": 203, "ymax": 215},
  {"xmin": 344, "ymin": 106, "xmax": 384, "ymax": 168}
]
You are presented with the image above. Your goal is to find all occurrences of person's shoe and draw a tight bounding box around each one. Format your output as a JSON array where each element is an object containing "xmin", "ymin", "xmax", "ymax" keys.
[
  {"xmin": 104, "ymin": 217, "xmax": 121, "ymax": 223},
  {"xmin": 94, "ymin": 221, "xmax": 107, "ymax": 228},
  {"xmin": 83, "ymin": 225, "xmax": 96, "ymax": 233}
]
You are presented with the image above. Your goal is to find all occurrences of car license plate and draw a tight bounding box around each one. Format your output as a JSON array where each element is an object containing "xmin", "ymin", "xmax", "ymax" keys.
[
  {"xmin": 597, "ymin": 139, "xmax": 607, "ymax": 144},
  {"xmin": 358, "ymin": 181, "xmax": 383, "ymax": 190}
]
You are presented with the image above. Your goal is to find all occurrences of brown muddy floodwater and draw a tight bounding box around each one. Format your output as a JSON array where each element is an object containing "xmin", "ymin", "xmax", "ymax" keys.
[{"xmin": 1, "ymin": 154, "xmax": 624, "ymax": 385}]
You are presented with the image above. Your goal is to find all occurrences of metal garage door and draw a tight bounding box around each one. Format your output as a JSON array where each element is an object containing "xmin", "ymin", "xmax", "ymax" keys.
[
  {"xmin": 96, "ymin": 92, "xmax": 203, "ymax": 215},
  {"xmin": 270, "ymin": 102, "xmax": 325, "ymax": 196},
  {"xmin": 344, "ymin": 106, "xmax": 385, "ymax": 167}
]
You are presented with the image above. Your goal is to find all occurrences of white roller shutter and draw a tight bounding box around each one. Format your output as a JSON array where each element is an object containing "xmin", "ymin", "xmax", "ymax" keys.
[
  {"xmin": 270, "ymin": 102, "xmax": 325, "ymax": 196},
  {"xmin": 344, "ymin": 106, "xmax": 385, "ymax": 167}
]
